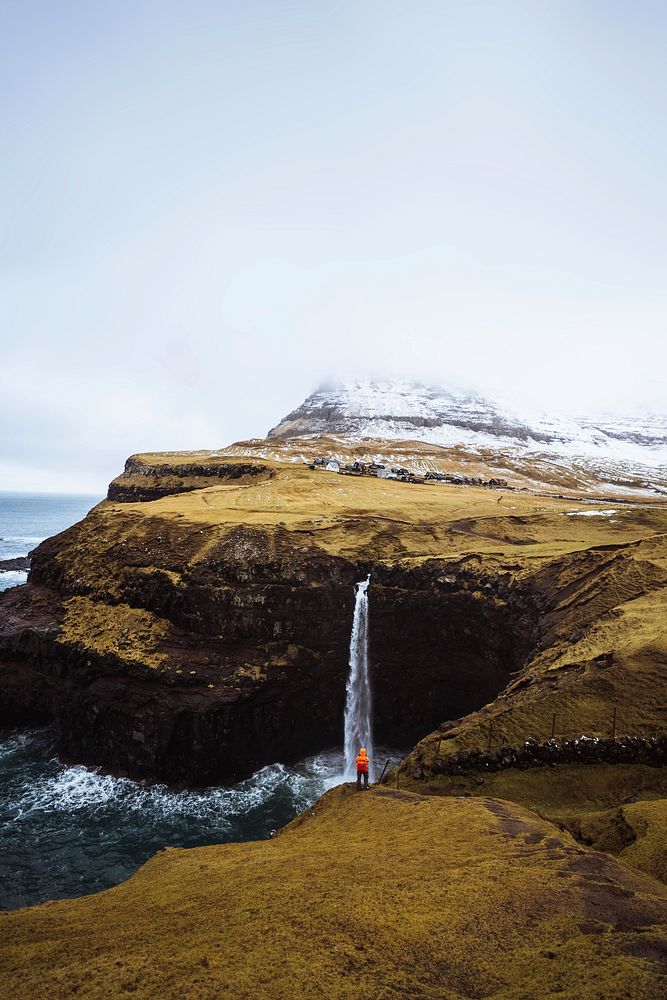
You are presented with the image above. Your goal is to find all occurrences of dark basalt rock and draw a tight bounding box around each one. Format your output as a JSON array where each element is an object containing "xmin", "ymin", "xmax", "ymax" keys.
[
  {"xmin": 107, "ymin": 459, "xmax": 272, "ymax": 503},
  {"xmin": 0, "ymin": 555, "xmax": 30, "ymax": 571},
  {"xmin": 0, "ymin": 539, "xmax": 539, "ymax": 784}
]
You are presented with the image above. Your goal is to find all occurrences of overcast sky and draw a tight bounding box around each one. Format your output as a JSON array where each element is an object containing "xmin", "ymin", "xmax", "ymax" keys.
[{"xmin": 2, "ymin": 1, "xmax": 666, "ymax": 493}]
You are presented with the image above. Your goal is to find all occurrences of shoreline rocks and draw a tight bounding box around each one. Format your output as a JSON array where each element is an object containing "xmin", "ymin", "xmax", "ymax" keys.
[{"xmin": 0, "ymin": 556, "xmax": 31, "ymax": 571}]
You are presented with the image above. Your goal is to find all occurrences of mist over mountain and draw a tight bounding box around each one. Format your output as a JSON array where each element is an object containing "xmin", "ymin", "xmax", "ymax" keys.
[{"xmin": 268, "ymin": 378, "xmax": 667, "ymax": 466}]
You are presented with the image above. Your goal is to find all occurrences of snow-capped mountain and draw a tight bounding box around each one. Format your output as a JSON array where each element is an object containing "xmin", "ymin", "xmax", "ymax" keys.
[{"xmin": 266, "ymin": 379, "xmax": 667, "ymax": 489}]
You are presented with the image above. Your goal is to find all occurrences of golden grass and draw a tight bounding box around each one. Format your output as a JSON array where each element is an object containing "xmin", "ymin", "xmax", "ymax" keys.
[
  {"xmin": 105, "ymin": 458, "xmax": 667, "ymax": 566},
  {"xmin": 3, "ymin": 786, "xmax": 666, "ymax": 999},
  {"xmin": 8, "ymin": 452, "xmax": 667, "ymax": 996},
  {"xmin": 575, "ymin": 799, "xmax": 667, "ymax": 884},
  {"xmin": 57, "ymin": 596, "xmax": 171, "ymax": 671},
  {"xmin": 408, "ymin": 764, "xmax": 667, "ymax": 817}
]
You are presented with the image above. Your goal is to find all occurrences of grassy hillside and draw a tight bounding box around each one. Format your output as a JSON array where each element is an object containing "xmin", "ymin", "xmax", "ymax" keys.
[{"xmin": 3, "ymin": 786, "xmax": 667, "ymax": 999}]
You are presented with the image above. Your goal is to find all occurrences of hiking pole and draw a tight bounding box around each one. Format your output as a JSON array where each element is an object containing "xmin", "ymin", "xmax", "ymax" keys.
[{"xmin": 377, "ymin": 760, "xmax": 390, "ymax": 786}]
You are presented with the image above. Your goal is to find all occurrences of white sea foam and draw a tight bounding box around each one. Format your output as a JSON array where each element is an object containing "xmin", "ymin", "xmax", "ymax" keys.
[
  {"xmin": 0, "ymin": 570, "xmax": 28, "ymax": 591},
  {"xmin": 0, "ymin": 729, "xmax": 403, "ymax": 907},
  {"xmin": 11, "ymin": 762, "xmax": 287, "ymax": 827},
  {"xmin": 0, "ymin": 535, "xmax": 45, "ymax": 544},
  {"xmin": 4, "ymin": 746, "xmax": 391, "ymax": 831}
]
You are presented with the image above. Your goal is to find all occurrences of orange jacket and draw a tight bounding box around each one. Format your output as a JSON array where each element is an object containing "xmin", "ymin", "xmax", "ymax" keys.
[{"xmin": 356, "ymin": 753, "xmax": 369, "ymax": 774}]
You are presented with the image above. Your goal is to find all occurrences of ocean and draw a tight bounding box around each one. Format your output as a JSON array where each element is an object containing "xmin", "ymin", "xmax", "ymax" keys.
[
  {"xmin": 0, "ymin": 492, "xmax": 400, "ymax": 909},
  {"xmin": 0, "ymin": 491, "xmax": 102, "ymax": 592}
]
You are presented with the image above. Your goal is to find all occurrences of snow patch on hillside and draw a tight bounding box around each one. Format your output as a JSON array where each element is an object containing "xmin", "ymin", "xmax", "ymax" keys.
[{"xmin": 268, "ymin": 379, "xmax": 667, "ymax": 476}]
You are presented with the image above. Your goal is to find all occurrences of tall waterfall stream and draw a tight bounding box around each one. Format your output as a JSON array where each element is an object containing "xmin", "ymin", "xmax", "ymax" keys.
[{"xmin": 343, "ymin": 575, "xmax": 374, "ymax": 781}]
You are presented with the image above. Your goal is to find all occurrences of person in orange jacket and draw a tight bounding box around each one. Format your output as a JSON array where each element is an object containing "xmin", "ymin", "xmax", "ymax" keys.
[{"xmin": 356, "ymin": 747, "xmax": 369, "ymax": 790}]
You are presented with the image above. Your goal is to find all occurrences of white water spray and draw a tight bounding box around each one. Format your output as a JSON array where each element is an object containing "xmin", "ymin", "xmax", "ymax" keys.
[{"xmin": 344, "ymin": 575, "xmax": 374, "ymax": 780}]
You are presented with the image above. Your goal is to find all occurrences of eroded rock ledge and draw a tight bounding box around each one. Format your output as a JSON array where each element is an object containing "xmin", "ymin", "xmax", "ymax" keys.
[
  {"xmin": 0, "ymin": 556, "xmax": 31, "ymax": 571},
  {"xmin": 107, "ymin": 455, "xmax": 272, "ymax": 503}
]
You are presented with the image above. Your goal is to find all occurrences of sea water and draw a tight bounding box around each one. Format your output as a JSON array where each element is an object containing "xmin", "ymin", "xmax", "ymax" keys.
[
  {"xmin": 0, "ymin": 729, "xmax": 400, "ymax": 909},
  {"xmin": 0, "ymin": 491, "xmax": 102, "ymax": 592},
  {"xmin": 0, "ymin": 493, "xmax": 401, "ymax": 909}
]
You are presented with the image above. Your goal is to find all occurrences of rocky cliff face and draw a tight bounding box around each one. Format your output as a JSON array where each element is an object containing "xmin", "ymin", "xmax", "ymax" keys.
[
  {"xmin": 0, "ymin": 526, "xmax": 536, "ymax": 781},
  {"xmin": 107, "ymin": 455, "xmax": 271, "ymax": 503},
  {"xmin": 1, "ymin": 451, "xmax": 665, "ymax": 785}
]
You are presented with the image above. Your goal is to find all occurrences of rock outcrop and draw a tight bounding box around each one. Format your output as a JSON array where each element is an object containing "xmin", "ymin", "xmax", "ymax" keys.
[
  {"xmin": 0, "ymin": 556, "xmax": 30, "ymax": 571},
  {"xmin": 107, "ymin": 454, "xmax": 272, "ymax": 503}
]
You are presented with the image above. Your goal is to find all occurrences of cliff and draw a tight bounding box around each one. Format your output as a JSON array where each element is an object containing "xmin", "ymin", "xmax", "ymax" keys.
[{"xmin": 1, "ymin": 444, "xmax": 665, "ymax": 785}]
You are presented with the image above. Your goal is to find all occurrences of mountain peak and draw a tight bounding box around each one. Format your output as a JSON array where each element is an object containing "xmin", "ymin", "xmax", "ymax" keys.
[
  {"xmin": 269, "ymin": 378, "xmax": 541, "ymax": 444},
  {"xmin": 266, "ymin": 378, "xmax": 667, "ymax": 484}
]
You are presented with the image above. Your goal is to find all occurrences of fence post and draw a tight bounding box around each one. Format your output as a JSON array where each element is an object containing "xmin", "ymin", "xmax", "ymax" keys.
[
  {"xmin": 487, "ymin": 721, "xmax": 494, "ymax": 752},
  {"xmin": 551, "ymin": 712, "xmax": 556, "ymax": 739},
  {"xmin": 436, "ymin": 734, "xmax": 443, "ymax": 758},
  {"xmin": 377, "ymin": 760, "xmax": 389, "ymax": 786},
  {"xmin": 612, "ymin": 706, "xmax": 617, "ymax": 740}
]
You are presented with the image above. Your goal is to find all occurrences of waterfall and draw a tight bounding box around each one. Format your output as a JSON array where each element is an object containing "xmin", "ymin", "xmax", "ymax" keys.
[{"xmin": 344, "ymin": 575, "xmax": 374, "ymax": 781}]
